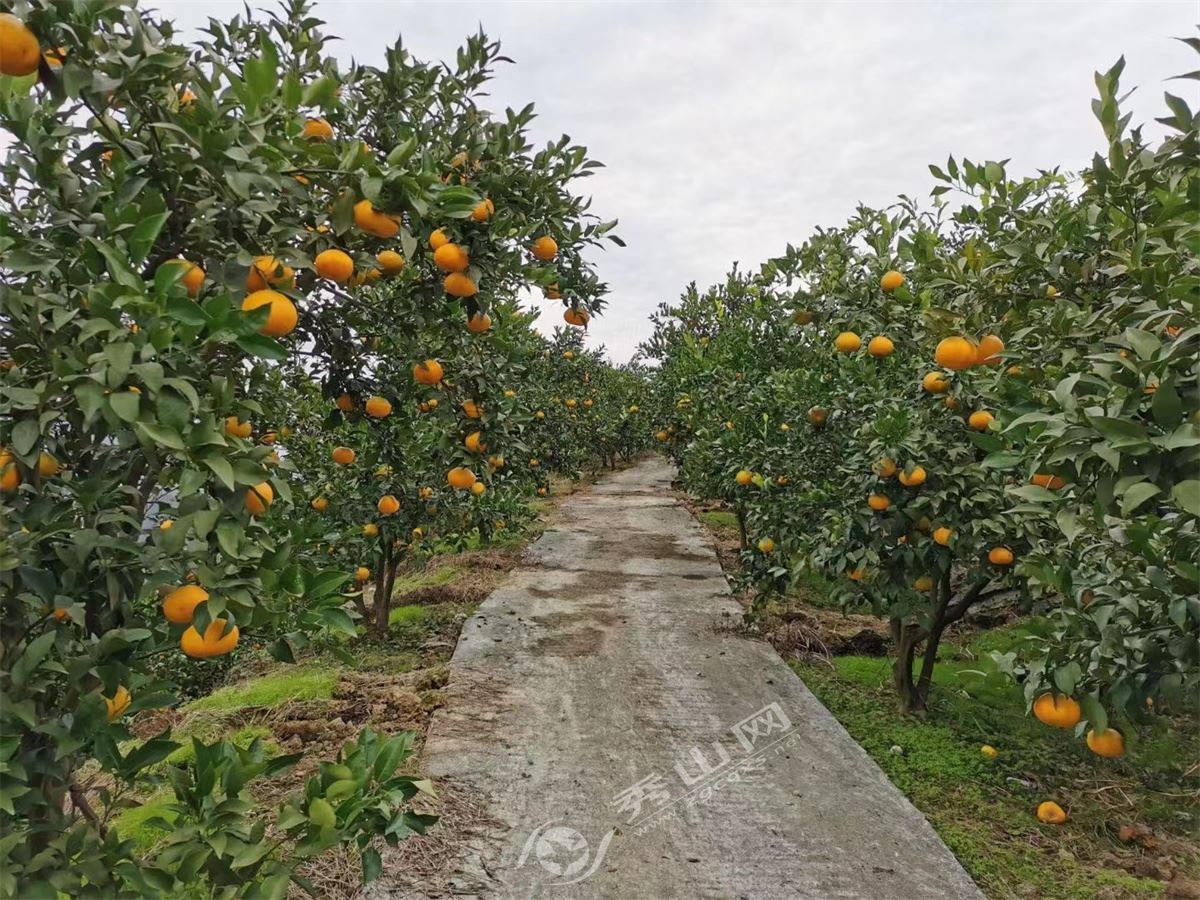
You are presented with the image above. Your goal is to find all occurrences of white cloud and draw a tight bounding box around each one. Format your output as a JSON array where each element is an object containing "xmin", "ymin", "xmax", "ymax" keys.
[{"xmin": 152, "ymin": 0, "xmax": 1197, "ymax": 361}]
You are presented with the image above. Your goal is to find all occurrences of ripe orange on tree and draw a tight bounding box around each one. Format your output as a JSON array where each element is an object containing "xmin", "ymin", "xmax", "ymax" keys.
[
  {"xmin": 462, "ymin": 399, "xmax": 482, "ymax": 418},
  {"xmin": 922, "ymin": 371, "xmax": 951, "ymax": 393},
  {"xmin": 413, "ymin": 359, "xmax": 444, "ymax": 385},
  {"xmin": 447, "ymin": 467, "xmax": 477, "ymax": 490},
  {"xmin": 376, "ymin": 250, "xmax": 404, "ymax": 274},
  {"xmin": 162, "ymin": 585, "xmax": 208, "ymax": 625},
  {"xmin": 0, "ymin": 14, "xmax": 41, "ymax": 77},
  {"xmin": 377, "ymin": 495, "xmax": 400, "ymax": 515},
  {"xmin": 365, "ymin": 396, "xmax": 392, "ymax": 418},
  {"xmin": 464, "ymin": 431, "xmax": 486, "ymax": 453},
  {"xmin": 834, "ymin": 331, "xmax": 861, "ymax": 353},
  {"xmin": 968, "ymin": 410, "xmax": 995, "ymax": 431},
  {"xmin": 433, "ymin": 243, "xmax": 469, "ymax": 273},
  {"xmin": 933, "ymin": 526, "xmax": 953, "ymax": 546},
  {"xmin": 1086, "ymin": 728, "xmax": 1125, "ymax": 758},
  {"xmin": 181, "ymin": 619, "xmax": 240, "ymax": 659},
  {"xmin": 1031, "ymin": 473, "xmax": 1065, "ymax": 490},
  {"xmin": 564, "ymin": 307, "xmax": 590, "ymax": 327},
  {"xmin": 311, "ymin": 496, "xmax": 329, "ymax": 512},
  {"xmin": 467, "ymin": 312, "xmax": 492, "ymax": 333},
  {"xmin": 471, "ymin": 198, "xmax": 494, "ymax": 221},
  {"xmin": 331, "ymin": 446, "xmax": 356, "ymax": 465},
  {"xmin": 735, "ymin": 469, "xmax": 753, "ymax": 486},
  {"xmin": 867, "ymin": 494, "xmax": 890, "ymax": 512},
  {"xmin": 879, "ymin": 270, "xmax": 905, "ymax": 292},
  {"xmin": 444, "ymin": 272, "xmax": 478, "ymax": 297},
  {"xmin": 975, "ymin": 334, "xmax": 1005, "ymax": 365},
  {"xmin": 160, "ymin": 258, "xmax": 205, "ymax": 297},
  {"xmin": 1033, "ymin": 693, "xmax": 1082, "ymax": 728},
  {"xmin": 897, "ymin": 466, "xmax": 926, "ymax": 488},
  {"xmin": 988, "ymin": 546, "xmax": 1015, "ymax": 566},
  {"xmin": 224, "ymin": 416, "xmax": 252, "ymax": 439},
  {"xmin": 302, "ymin": 117, "xmax": 333, "ymax": 141},
  {"xmin": 868, "ymin": 336, "xmax": 895, "ymax": 357},
  {"xmin": 531, "ymin": 235, "xmax": 558, "ymax": 260},
  {"xmin": 934, "ymin": 336, "xmax": 977, "ymax": 371},
  {"xmin": 241, "ymin": 290, "xmax": 298, "ymax": 338},
  {"xmin": 244, "ymin": 481, "xmax": 274, "ymax": 516},
  {"xmin": 429, "ymin": 228, "xmax": 449, "ymax": 250},
  {"xmin": 353, "ymin": 200, "xmax": 401, "ymax": 239},
  {"xmin": 315, "ymin": 249, "xmax": 354, "ymax": 283},
  {"xmin": 246, "ymin": 255, "xmax": 295, "ymax": 290}
]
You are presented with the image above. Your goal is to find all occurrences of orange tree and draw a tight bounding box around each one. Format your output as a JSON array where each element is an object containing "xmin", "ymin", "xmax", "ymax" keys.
[
  {"xmin": 0, "ymin": 1, "xmax": 618, "ymax": 893},
  {"xmin": 642, "ymin": 53, "xmax": 1198, "ymax": 733}
]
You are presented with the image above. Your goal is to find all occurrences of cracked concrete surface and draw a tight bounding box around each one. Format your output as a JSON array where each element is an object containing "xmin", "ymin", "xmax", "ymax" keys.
[{"xmin": 374, "ymin": 458, "xmax": 983, "ymax": 899}]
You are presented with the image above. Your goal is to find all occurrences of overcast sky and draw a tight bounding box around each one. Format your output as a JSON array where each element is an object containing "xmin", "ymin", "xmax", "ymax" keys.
[{"xmin": 155, "ymin": 0, "xmax": 1197, "ymax": 362}]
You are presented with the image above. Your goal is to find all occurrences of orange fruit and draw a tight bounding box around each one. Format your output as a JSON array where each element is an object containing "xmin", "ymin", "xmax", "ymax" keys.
[
  {"xmin": 377, "ymin": 494, "xmax": 400, "ymax": 515},
  {"xmin": 311, "ymin": 496, "xmax": 329, "ymax": 512},
  {"xmin": 988, "ymin": 546, "xmax": 1014, "ymax": 566},
  {"xmin": 353, "ymin": 200, "xmax": 400, "ymax": 239},
  {"xmin": 260, "ymin": 432, "xmax": 277, "ymax": 446},
  {"xmin": 413, "ymin": 359, "xmax": 443, "ymax": 385},
  {"xmin": 302, "ymin": 117, "xmax": 333, "ymax": 141},
  {"xmin": 1031, "ymin": 473, "xmax": 1065, "ymax": 490},
  {"xmin": 355, "ymin": 567, "xmax": 371, "ymax": 583},
  {"xmin": 37, "ymin": 452, "xmax": 60, "ymax": 477},
  {"xmin": 365, "ymin": 396, "xmax": 392, "ymax": 418},
  {"xmin": 104, "ymin": 685, "xmax": 132, "ymax": 721},
  {"xmin": 1086, "ymin": 728, "xmax": 1124, "ymax": 758},
  {"xmin": 935, "ymin": 336, "xmax": 977, "ymax": 371},
  {"xmin": 0, "ymin": 449, "xmax": 20, "ymax": 493},
  {"xmin": 362, "ymin": 523, "xmax": 379, "ymax": 537},
  {"xmin": 834, "ymin": 331, "xmax": 861, "ymax": 353},
  {"xmin": 932, "ymin": 526, "xmax": 952, "ymax": 546},
  {"xmin": 244, "ymin": 481, "xmax": 274, "ymax": 516},
  {"xmin": 531, "ymin": 235, "xmax": 558, "ymax": 260},
  {"xmin": 808, "ymin": 406, "xmax": 827, "ymax": 425},
  {"xmin": 464, "ymin": 431, "xmax": 485, "ymax": 453},
  {"xmin": 968, "ymin": 410, "xmax": 995, "ymax": 431},
  {"xmin": 1036, "ymin": 802, "xmax": 1067, "ymax": 825},
  {"xmin": 1033, "ymin": 693, "xmax": 1081, "ymax": 728},
  {"xmin": 975, "ymin": 334, "xmax": 1005, "ymax": 365},
  {"xmin": 160, "ymin": 259, "xmax": 205, "ymax": 297},
  {"xmin": 246, "ymin": 255, "xmax": 295, "ymax": 291},
  {"xmin": 471, "ymin": 198, "xmax": 495, "ymax": 222},
  {"xmin": 467, "ymin": 312, "xmax": 492, "ymax": 333},
  {"xmin": 0, "ymin": 14, "xmax": 40, "ymax": 77},
  {"xmin": 163, "ymin": 585, "xmax": 208, "ymax": 625},
  {"xmin": 377, "ymin": 250, "xmax": 404, "ymax": 274},
  {"xmin": 471, "ymin": 481, "xmax": 486, "ymax": 496},
  {"xmin": 224, "ymin": 416, "xmax": 252, "ymax": 439},
  {"xmin": 315, "ymin": 249, "xmax": 354, "ymax": 283},
  {"xmin": 447, "ymin": 467, "xmax": 477, "ymax": 490},
  {"xmin": 462, "ymin": 400, "xmax": 482, "ymax": 418},
  {"xmin": 429, "ymin": 228, "xmax": 449, "ymax": 250},
  {"xmin": 868, "ymin": 336, "xmax": 894, "ymax": 358},
  {"xmin": 434, "ymin": 243, "xmax": 470, "ymax": 273},
  {"xmin": 847, "ymin": 568, "xmax": 867, "ymax": 582},
  {"xmin": 880, "ymin": 270, "xmax": 905, "ymax": 292},
  {"xmin": 867, "ymin": 494, "xmax": 890, "ymax": 512},
  {"xmin": 922, "ymin": 371, "xmax": 951, "ymax": 393},
  {"xmin": 444, "ymin": 272, "xmax": 478, "ymax": 297},
  {"xmin": 897, "ymin": 466, "xmax": 927, "ymax": 487},
  {"xmin": 181, "ymin": 618, "xmax": 239, "ymax": 658},
  {"xmin": 335, "ymin": 393, "xmax": 355, "ymax": 413},
  {"xmin": 241, "ymin": 290, "xmax": 298, "ymax": 338},
  {"xmin": 564, "ymin": 308, "xmax": 590, "ymax": 327},
  {"xmin": 914, "ymin": 575, "xmax": 934, "ymax": 592},
  {"xmin": 735, "ymin": 469, "xmax": 753, "ymax": 486},
  {"xmin": 876, "ymin": 458, "xmax": 897, "ymax": 478},
  {"xmin": 331, "ymin": 446, "xmax": 356, "ymax": 465},
  {"xmin": 757, "ymin": 537, "xmax": 776, "ymax": 554},
  {"xmin": 944, "ymin": 396, "xmax": 960, "ymax": 411}
]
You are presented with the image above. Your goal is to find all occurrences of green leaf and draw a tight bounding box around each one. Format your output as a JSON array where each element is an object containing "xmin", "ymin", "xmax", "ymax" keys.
[
  {"xmin": 1121, "ymin": 481, "xmax": 1161, "ymax": 517},
  {"xmin": 235, "ymin": 333, "xmax": 287, "ymax": 361},
  {"xmin": 109, "ymin": 392, "xmax": 141, "ymax": 423},
  {"xmin": 1171, "ymin": 480, "xmax": 1200, "ymax": 517},
  {"xmin": 11, "ymin": 632, "xmax": 56, "ymax": 688},
  {"xmin": 135, "ymin": 422, "xmax": 186, "ymax": 451},
  {"xmin": 10, "ymin": 419, "xmax": 39, "ymax": 456},
  {"xmin": 203, "ymin": 457, "xmax": 235, "ymax": 492},
  {"xmin": 1080, "ymin": 695, "xmax": 1107, "ymax": 734},
  {"xmin": 127, "ymin": 212, "xmax": 171, "ymax": 266}
]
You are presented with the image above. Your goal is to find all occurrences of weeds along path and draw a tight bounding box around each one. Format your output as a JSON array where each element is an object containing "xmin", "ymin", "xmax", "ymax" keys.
[{"xmin": 374, "ymin": 458, "xmax": 982, "ymax": 899}]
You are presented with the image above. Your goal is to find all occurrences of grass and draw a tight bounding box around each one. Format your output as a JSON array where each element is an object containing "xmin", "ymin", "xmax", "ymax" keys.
[
  {"xmin": 165, "ymin": 724, "xmax": 278, "ymax": 766},
  {"xmin": 390, "ymin": 564, "xmax": 460, "ymax": 597},
  {"xmin": 185, "ymin": 666, "xmax": 337, "ymax": 713},
  {"xmin": 111, "ymin": 789, "xmax": 176, "ymax": 850},
  {"xmin": 698, "ymin": 510, "xmax": 739, "ymax": 530},
  {"xmin": 792, "ymin": 623, "xmax": 1198, "ymax": 899},
  {"xmin": 388, "ymin": 603, "xmax": 429, "ymax": 626}
]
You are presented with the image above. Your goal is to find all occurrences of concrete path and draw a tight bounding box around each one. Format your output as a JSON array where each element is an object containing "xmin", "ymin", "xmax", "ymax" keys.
[{"xmin": 380, "ymin": 458, "xmax": 982, "ymax": 899}]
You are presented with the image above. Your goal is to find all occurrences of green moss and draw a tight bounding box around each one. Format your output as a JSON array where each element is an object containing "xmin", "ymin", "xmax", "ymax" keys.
[
  {"xmin": 388, "ymin": 603, "xmax": 428, "ymax": 626},
  {"xmin": 184, "ymin": 666, "xmax": 336, "ymax": 713},
  {"xmin": 111, "ymin": 789, "xmax": 176, "ymax": 851},
  {"xmin": 699, "ymin": 510, "xmax": 739, "ymax": 530}
]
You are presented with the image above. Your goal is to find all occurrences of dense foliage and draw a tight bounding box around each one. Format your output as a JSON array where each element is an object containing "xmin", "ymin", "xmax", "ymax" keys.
[
  {"xmin": 0, "ymin": 1, "xmax": 639, "ymax": 894},
  {"xmin": 643, "ymin": 53, "xmax": 1198, "ymax": 738}
]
